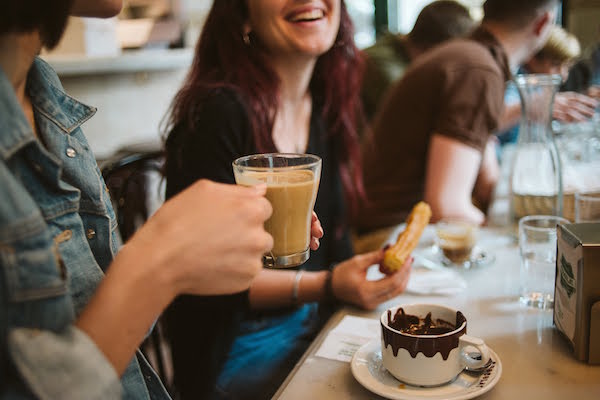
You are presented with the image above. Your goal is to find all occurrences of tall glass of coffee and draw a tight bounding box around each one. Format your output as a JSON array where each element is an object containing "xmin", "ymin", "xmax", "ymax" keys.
[{"xmin": 233, "ymin": 153, "xmax": 321, "ymax": 268}]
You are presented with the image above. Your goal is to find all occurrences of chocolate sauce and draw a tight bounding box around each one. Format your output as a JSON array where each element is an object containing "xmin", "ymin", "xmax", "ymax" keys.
[
  {"xmin": 388, "ymin": 308, "xmax": 456, "ymax": 335},
  {"xmin": 382, "ymin": 308, "xmax": 467, "ymax": 360}
]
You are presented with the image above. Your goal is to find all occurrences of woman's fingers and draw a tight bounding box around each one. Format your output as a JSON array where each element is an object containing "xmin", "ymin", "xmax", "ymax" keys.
[
  {"xmin": 372, "ymin": 257, "xmax": 413, "ymax": 302},
  {"xmin": 310, "ymin": 236, "xmax": 320, "ymax": 250},
  {"xmin": 311, "ymin": 211, "xmax": 324, "ymax": 239}
]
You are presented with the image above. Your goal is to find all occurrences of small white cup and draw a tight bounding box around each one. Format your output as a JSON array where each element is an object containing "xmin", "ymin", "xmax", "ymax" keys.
[
  {"xmin": 380, "ymin": 304, "xmax": 489, "ymax": 387},
  {"xmin": 435, "ymin": 219, "xmax": 479, "ymax": 265}
]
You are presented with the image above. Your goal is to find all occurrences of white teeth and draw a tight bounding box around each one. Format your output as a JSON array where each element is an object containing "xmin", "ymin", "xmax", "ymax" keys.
[{"xmin": 290, "ymin": 9, "xmax": 324, "ymax": 22}]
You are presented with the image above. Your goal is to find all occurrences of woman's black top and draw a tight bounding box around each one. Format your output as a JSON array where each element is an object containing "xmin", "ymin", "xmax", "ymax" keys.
[{"xmin": 163, "ymin": 88, "xmax": 353, "ymax": 399}]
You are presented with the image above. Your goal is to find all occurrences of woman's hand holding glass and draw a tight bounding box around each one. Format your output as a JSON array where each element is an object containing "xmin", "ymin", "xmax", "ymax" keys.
[{"xmin": 310, "ymin": 211, "xmax": 324, "ymax": 251}]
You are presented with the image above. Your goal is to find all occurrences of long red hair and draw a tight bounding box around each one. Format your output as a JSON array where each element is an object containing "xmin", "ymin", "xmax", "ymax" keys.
[{"xmin": 165, "ymin": 0, "xmax": 365, "ymax": 214}]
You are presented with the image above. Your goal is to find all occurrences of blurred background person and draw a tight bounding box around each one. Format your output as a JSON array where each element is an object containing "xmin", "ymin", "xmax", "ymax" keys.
[
  {"xmin": 163, "ymin": 1, "xmax": 413, "ymax": 399},
  {"xmin": 354, "ymin": 0, "xmax": 559, "ymax": 252},
  {"xmin": 497, "ymin": 25, "xmax": 598, "ymax": 147},
  {"xmin": 562, "ymin": 25, "xmax": 600, "ymax": 96},
  {"xmin": 361, "ymin": 0, "xmax": 476, "ymax": 124},
  {"xmin": 0, "ymin": 0, "xmax": 275, "ymax": 399}
]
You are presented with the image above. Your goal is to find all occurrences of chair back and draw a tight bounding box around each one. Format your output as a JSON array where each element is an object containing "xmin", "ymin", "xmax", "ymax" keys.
[
  {"xmin": 101, "ymin": 150, "xmax": 165, "ymax": 242},
  {"xmin": 101, "ymin": 148, "xmax": 172, "ymax": 391}
]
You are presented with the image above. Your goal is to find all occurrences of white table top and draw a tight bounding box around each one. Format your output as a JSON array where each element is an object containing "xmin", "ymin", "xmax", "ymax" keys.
[{"xmin": 273, "ymin": 226, "xmax": 600, "ymax": 399}]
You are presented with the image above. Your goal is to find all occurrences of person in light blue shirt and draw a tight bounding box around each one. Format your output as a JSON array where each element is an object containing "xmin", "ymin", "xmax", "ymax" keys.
[{"xmin": 0, "ymin": 1, "xmax": 277, "ymax": 398}]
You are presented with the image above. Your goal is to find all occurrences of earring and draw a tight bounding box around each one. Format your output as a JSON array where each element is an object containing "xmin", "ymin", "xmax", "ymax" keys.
[{"xmin": 243, "ymin": 32, "xmax": 251, "ymax": 45}]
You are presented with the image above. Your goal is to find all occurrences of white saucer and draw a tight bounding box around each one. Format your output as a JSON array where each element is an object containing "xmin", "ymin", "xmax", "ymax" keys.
[
  {"xmin": 440, "ymin": 247, "xmax": 496, "ymax": 269},
  {"xmin": 351, "ymin": 340, "xmax": 502, "ymax": 400},
  {"xmin": 417, "ymin": 245, "xmax": 495, "ymax": 270}
]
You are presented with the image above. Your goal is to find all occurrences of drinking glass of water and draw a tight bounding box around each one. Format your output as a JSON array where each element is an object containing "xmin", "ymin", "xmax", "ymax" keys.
[
  {"xmin": 575, "ymin": 192, "xmax": 600, "ymax": 222},
  {"xmin": 518, "ymin": 215, "xmax": 570, "ymax": 309}
]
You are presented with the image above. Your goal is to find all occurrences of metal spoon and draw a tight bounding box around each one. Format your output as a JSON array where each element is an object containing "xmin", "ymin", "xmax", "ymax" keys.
[{"xmin": 464, "ymin": 352, "xmax": 494, "ymax": 375}]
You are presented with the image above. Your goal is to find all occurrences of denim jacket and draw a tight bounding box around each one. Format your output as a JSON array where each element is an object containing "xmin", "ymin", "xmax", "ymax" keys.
[{"xmin": 0, "ymin": 58, "xmax": 169, "ymax": 399}]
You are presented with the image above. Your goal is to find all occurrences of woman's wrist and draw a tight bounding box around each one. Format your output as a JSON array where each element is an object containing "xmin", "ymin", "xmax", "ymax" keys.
[
  {"xmin": 291, "ymin": 269, "xmax": 304, "ymax": 306},
  {"xmin": 247, "ymin": 268, "xmax": 338, "ymax": 309},
  {"xmin": 323, "ymin": 268, "xmax": 336, "ymax": 303},
  {"xmin": 301, "ymin": 268, "xmax": 336, "ymax": 304},
  {"xmin": 289, "ymin": 270, "xmax": 329, "ymax": 304}
]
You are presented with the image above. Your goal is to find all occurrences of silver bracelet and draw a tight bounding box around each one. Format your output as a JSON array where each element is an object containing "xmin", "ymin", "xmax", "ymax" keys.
[{"xmin": 292, "ymin": 269, "xmax": 304, "ymax": 306}]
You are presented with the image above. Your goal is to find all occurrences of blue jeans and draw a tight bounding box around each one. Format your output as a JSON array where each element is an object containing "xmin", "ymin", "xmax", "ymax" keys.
[{"xmin": 214, "ymin": 303, "xmax": 321, "ymax": 400}]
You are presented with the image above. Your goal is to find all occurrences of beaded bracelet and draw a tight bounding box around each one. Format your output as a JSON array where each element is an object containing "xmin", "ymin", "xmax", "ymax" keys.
[{"xmin": 323, "ymin": 268, "xmax": 336, "ymax": 304}]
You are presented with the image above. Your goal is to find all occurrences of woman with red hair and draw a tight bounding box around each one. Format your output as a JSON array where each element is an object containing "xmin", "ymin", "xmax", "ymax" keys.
[{"xmin": 163, "ymin": 1, "xmax": 412, "ymax": 399}]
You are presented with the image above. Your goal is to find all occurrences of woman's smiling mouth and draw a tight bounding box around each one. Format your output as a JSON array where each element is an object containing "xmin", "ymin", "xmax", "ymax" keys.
[{"xmin": 287, "ymin": 8, "xmax": 325, "ymax": 23}]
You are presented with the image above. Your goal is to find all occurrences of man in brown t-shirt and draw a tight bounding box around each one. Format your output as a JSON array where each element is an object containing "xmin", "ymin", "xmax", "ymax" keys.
[
  {"xmin": 361, "ymin": 1, "xmax": 475, "ymax": 124},
  {"xmin": 356, "ymin": 0, "xmax": 559, "ymax": 247}
]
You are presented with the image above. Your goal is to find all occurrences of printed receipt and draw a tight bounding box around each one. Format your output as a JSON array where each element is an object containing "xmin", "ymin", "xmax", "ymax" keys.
[{"xmin": 315, "ymin": 315, "xmax": 379, "ymax": 362}]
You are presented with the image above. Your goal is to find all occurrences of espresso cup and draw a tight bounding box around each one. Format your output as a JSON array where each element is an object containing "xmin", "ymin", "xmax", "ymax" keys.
[
  {"xmin": 232, "ymin": 153, "xmax": 321, "ymax": 268},
  {"xmin": 435, "ymin": 219, "xmax": 478, "ymax": 265},
  {"xmin": 380, "ymin": 303, "xmax": 490, "ymax": 387}
]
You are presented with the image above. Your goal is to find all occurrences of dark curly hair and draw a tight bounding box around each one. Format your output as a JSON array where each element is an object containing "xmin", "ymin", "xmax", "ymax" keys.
[{"xmin": 1, "ymin": 0, "xmax": 75, "ymax": 49}]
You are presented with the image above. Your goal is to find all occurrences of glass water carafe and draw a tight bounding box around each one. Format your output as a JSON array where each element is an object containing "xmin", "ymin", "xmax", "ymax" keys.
[{"xmin": 510, "ymin": 74, "xmax": 563, "ymax": 221}]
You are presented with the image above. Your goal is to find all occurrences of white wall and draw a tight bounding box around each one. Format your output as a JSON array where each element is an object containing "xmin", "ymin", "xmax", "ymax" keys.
[
  {"xmin": 46, "ymin": 0, "xmax": 212, "ymax": 159},
  {"xmin": 392, "ymin": 0, "xmax": 484, "ymax": 33},
  {"xmin": 347, "ymin": 0, "xmax": 377, "ymax": 48},
  {"xmin": 177, "ymin": 0, "xmax": 213, "ymax": 47},
  {"xmin": 59, "ymin": 67, "xmax": 188, "ymax": 159}
]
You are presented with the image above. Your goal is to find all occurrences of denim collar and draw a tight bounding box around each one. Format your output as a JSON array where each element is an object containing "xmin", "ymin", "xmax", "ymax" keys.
[{"xmin": 0, "ymin": 57, "xmax": 96, "ymax": 161}]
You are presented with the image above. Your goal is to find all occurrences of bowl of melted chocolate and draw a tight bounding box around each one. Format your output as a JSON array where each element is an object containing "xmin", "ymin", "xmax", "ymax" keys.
[
  {"xmin": 380, "ymin": 304, "xmax": 490, "ymax": 387},
  {"xmin": 388, "ymin": 308, "xmax": 457, "ymax": 335}
]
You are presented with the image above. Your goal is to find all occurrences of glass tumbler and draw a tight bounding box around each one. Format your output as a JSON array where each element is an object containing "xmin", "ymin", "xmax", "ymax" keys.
[
  {"xmin": 575, "ymin": 192, "xmax": 600, "ymax": 222},
  {"xmin": 518, "ymin": 215, "xmax": 569, "ymax": 309},
  {"xmin": 232, "ymin": 153, "xmax": 321, "ymax": 268}
]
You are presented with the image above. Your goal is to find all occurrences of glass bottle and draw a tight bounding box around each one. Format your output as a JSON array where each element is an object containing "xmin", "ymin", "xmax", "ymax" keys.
[{"xmin": 510, "ymin": 74, "xmax": 563, "ymax": 221}]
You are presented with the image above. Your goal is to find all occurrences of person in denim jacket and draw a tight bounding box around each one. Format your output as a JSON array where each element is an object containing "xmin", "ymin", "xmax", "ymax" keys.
[{"xmin": 0, "ymin": 1, "xmax": 276, "ymax": 398}]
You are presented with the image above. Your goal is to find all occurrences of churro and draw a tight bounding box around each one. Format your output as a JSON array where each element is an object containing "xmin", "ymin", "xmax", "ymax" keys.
[{"xmin": 381, "ymin": 202, "xmax": 432, "ymax": 274}]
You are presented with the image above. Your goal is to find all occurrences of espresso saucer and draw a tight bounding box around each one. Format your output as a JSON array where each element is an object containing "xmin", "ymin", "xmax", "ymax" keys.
[
  {"xmin": 439, "ymin": 247, "xmax": 495, "ymax": 269},
  {"xmin": 417, "ymin": 245, "xmax": 494, "ymax": 270},
  {"xmin": 350, "ymin": 340, "xmax": 502, "ymax": 400}
]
